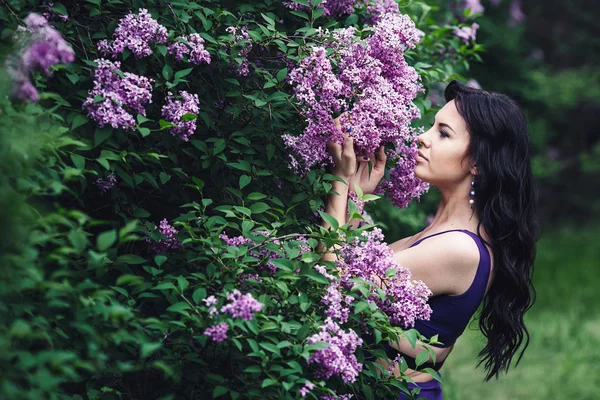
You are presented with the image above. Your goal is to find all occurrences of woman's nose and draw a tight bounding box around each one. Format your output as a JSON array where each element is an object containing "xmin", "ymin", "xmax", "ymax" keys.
[{"xmin": 418, "ymin": 131, "xmax": 430, "ymax": 148}]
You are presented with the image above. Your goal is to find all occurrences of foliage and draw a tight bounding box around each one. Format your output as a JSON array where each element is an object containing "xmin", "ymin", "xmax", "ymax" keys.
[{"xmin": 0, "ymin": 0, "xmax": 480, "ymax": 398}]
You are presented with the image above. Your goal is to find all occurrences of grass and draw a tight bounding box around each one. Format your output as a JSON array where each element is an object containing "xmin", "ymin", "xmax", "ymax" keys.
[{"xmin": 440, "ymin": 225, "xmax": 600, "ymax": 400}]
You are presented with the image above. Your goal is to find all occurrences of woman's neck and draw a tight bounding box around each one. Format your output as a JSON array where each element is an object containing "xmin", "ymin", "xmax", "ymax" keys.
[{"xmin": 428, "ymin": 182, "xmax": 479, "ymax": 230}]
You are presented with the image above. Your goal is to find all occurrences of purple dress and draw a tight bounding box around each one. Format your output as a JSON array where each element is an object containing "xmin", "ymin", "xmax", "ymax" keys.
[{"xmin": 397, "ymin": 229, "xmax": 492, "ymax": 400}]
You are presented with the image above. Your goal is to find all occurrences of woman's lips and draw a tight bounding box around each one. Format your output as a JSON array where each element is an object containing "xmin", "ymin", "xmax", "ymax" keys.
[{"xmin": 417, "ymin": 152, "xmax": 428, "ymax": 161}]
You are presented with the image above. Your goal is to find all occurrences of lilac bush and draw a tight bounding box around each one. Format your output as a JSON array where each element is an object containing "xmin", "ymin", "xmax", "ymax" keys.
[{"xmin": 167, "ymin": 33, "xmax": 211, "ymax": 65}]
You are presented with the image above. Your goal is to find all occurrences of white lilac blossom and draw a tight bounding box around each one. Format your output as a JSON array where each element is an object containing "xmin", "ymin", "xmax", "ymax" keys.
[
  {"xmin": 97, "ymin": 8, "xmax": 167, "ymax": 58},
  {"xmin": 83, "ymin": 59, "xmax": 153, "ymax": 130},
  {"xmin": 167, "ymin": 33, "xmax": 211, "ymax": 64},
  {"xmin": 306, "ymin": 318, "xmax": 363, "ymax": 383},
  {"xmin": 285, "ymin": 14, "xmax": 427, "ymax": 209},
  {"xmin": 8, "ymin": 13, "xmax": 74, "ymax": 101},
  {"xmin": 338, "ymin": 228, "xmax": 432, "ymax": 328},
  {"xmin": 161, "ymin": 91, "xmax": 200, "ymax": 141},
  {"xmin": 204, "ymin": 322, "xmax": 228, "ymax": 342},
  {"xmin": 462, "ymin": 0, "xmax": 484, "ymax": 14},
  {"xmin": 220, "ymin": 289, "xmax": 263, "ymax": 321}
]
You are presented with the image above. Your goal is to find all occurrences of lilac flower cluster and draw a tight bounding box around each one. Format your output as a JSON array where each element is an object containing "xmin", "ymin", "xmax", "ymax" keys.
[
  {"xmin": 306, "ymin": 318, "xmax": 363, "ymax": 383},
  {"xmin": 147, "ymin": 218, "xmax": 184, "ymax": 254},
  {"xmin": 453, "ymin": 23, "xmax": 479, "ymax": 44},
  {"xmin": 320, "ymin": 394, "xmax": 353, "ymax": 400},
  {"xmin": 97, "ymin": 9, "xmax": 167, "ymax": 58},
  {"xmin": 220, "ymin": 232, "xmax": 310, "ymax": 274},
  {"xmin": 161, "ymin": 91, "xmax": 200, "ymax": 141},
  {"xmin": 299, "ymin": 381, "xmax": 315, "ymax": 397},
  {"xmin": 167, "ymin": 33, "xmax": 211, "ymax": 64},
  {"xmin": 83, "ymin": 59, "xmax": 153, "ymax": 130},
  {"xmin": 204, "ymin": 322, "xmax": 228, "ymax": 342},
  {"xmin": 220, "ymin": 289, "xmax": 264, "ymax": 321},
  {"xmin": 375, "ymin": 142, "xmax": 429, "ymax": 209},
  {"xmin": 321, "ymin": 281, "xmax": 354, "ymax": 323},
  {"xmin": 225, "ymin": 26, "xmax": 253, "ymax": 77},
  {"xmin": 338, "ymin": 228, "xmax": 432, "ymax": 328},
  {"xmin": 461, "ymin": 0, "xmax": 485, "ymax": 14},
  {"xmin": 95, "ymin": 173, "xmax": 117, "ymax": 194},
  {"xmin": 285, "ymin": 13, "xmax": 427, "ymax": 209},
  {"xmin": 8, "ymin": 13, "xmax": 75, "ymax": 101}
]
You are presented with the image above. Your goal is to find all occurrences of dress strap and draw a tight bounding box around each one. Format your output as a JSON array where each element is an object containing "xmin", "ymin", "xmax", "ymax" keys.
[{"xmin": 409, "ymin": 229, "xmax": 470, "ymax": 248}]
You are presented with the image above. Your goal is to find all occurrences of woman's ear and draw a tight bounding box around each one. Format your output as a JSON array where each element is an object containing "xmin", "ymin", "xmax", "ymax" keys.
[{"xmin": 470, "ymin": 164, "xmax": 478, "ymax": 176}]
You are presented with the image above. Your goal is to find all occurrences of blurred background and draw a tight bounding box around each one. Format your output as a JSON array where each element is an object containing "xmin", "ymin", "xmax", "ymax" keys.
[{"xmin": 371, "ymin": 0, "xmax": 600, "ymax": 398}]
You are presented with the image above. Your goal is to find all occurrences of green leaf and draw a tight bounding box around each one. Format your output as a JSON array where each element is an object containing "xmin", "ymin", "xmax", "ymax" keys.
[
  {"xmin": 166, "ymin": 302, "xmax": 191, "ymax": 313},
  {"xmin": 259, "ymin": 342, "xmax": 281, "ymax": 355},
  {"xmin": 415, "ymin": 350, "xmax": 429, "ymax": 368},
  {"xmin": 141, "ymin": 342, "xmax": 162, "ymax": 358},
  {"xmin": 249, "ymin": 202, "xmax": 269, "ymax": 214},
  {"xmin": 261, "ymin": 379, "xmax": 278, "ymax": 388},
  {"xmin": 159, "ymin": 172, "xmax": 171, "ymax": 184},
  {"xmin": 153, "ymin": 282, "xmax": 177, "ymax": 291},
  {"xmin": 181, "ymin": 113, "xmax": 197, "ymax": 121},
  {"xmin": 71, "ymin": 115, "xmax": 89, "ymax": 130},
  {"xmin": 213, "ymin": 386, "xmax": 228, "ymax": 398},
  {"xmin": 174, "ymin": 67, "xmax": 194, "ymax": 80},
  {"xmin": 318, "ymin": 210, "xmax": 339, "ymax": 231},
  {"xmin": 70, "ymin": 154, "xmax": 85, "ymax": 170},
  {"xmin": 116, "ymin": 254, "xmax": 147, "ymax": 264},
  {"xmin": 154, "ymin": 255, "xmax": 167, "ymax": 267},
  {"xmin": 276, "ymin": 68, "xmax": 288, "ymax": 82},
  {"xmin": 138, "ymin": 127, "xmax": 151, "ymax": 137},
  {"xmin": 97, "ymin": 229, "xmax": 117, "ymax": 251},
  {"xmin": 136, "ymin": 114, "xmax": 152, "ymax": 124},
  {"xmin": 239, "ymin": 175, "xmax": 251, "ymax": 189},
  {"xmin": 177, "ymin": 276, "xmax": 189, "ymax": 292},
  {"xmin": 162, "ymin": 64, "xmax": 174, "ymax": 80},
  {"xmin": 51, "ymin": 3, "xmax": 68, "ymax": 15}
]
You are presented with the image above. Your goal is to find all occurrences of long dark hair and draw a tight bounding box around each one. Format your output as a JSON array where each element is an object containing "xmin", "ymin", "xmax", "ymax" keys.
[{"xmin": 444, "ymin": 80, "xmax": 538, "ymax": 380}]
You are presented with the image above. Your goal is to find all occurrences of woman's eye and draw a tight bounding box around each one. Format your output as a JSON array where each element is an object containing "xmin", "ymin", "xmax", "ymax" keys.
[{"xmin": 440, "ymin": 129, "xmax": 449, "ymax": 138}]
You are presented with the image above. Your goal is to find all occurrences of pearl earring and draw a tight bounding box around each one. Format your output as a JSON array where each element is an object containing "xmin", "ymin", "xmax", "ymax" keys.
[{"xmin": 469, "ymin": 176, "xmax": 476, "ymax": 208}]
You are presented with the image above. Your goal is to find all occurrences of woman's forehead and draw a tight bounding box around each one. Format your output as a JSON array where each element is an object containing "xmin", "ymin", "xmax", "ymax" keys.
[{"xmin": 437, "ymin": 100, "xmax": 469, "ymax": 136}]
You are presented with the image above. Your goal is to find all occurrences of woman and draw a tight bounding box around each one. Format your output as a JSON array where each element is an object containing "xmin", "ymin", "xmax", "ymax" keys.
[{"xmin": 321, "ymin": 80, "xmax": 538, "ymax": 399}]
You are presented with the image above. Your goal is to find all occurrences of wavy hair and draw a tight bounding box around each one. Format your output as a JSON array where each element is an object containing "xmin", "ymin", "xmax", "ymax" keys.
[{"xmin": 444, "ymin": 80, "xmax": 538, "ymax": 380}]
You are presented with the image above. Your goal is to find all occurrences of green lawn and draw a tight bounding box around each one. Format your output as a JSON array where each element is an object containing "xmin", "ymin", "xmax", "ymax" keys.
[{"xmin": 440, "ymin": 225, "xmax": 600, "ymax": 400}]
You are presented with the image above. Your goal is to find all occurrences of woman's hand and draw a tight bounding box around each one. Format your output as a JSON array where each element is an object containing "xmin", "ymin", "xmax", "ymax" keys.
[
  {"xmin": 326, "ymin": 113, "xmax": 357, "ymax": 182},
  {"xmin": 349, "ymin": 146, "xmax": 387, "ymax": 195}
]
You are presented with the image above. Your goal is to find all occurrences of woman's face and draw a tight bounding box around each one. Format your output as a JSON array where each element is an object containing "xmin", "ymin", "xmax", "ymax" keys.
[{"xmin": 414, "ymin": 100, "xmax": 474, "ymax": 188}]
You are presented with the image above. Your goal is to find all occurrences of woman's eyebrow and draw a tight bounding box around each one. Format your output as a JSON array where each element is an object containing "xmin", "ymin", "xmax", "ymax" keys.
[{"xmin": 439, "ymin": 122, "xmax": 456, "ymax": 134}]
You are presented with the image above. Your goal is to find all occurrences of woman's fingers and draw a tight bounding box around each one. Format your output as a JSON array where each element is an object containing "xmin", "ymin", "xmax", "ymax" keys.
[{"xmin": 375, "ymin": 146, "xmax": 387, "ymax": 169}]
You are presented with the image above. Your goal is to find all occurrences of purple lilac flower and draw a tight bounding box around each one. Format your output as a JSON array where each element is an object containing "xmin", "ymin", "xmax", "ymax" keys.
[
  {"xmin": 453, "ymin": 23, "xmax": 479, "ymax": 44},
  {"xmin": 299, "ymin": 381, "xmax": 315, "ymax": 397},
  {"xmin": 147, "ymin": 218, "xmax": 184, "ymax": 253},
  {"xmin": 95, "ymin": 173, "xmax": 117, "ymax": 194},
  {"xmin": 337, "ymin": 228, "xmax": 432, "ymax": 328},
  {"xmin": 83, "ymin": 59, "xmax": 153, "ymax": 130},
  {"xmin": 509, "ymin": 0, "xmax": 526, "ymax": 25},
  {"xmin": 226, "ymin": 26, "xmax": 253, "ymax": 77},
  {"xmin": 321, "ymin": 281, "xmax": 353, "ymax": 323},
  {"xmin": 320, "ymin": 394, "xmax": 353, "ymax": 400},
  {"xmin": 97, "ymin": 8, "xmax": 167, "ymax": 59},
  {"xmin": 315, "ymin": 264, "xmax": 336, "ymax": 281},
  {"xmin": 161, "ymin": 91, "xmax": 200, "ymax": 141},
  {"xmin": 375, "ymin": 142, "xmax": 429, "ymax": 209},
  {"xmin": 168, "ymin": 33, "xmax": 211, "ymax": 64},
  {"xmin": 461, "ymin": 0, "xmax": 484, "ymax": 14},
  {"xmin": 204, "ymin": 322, "xmax": 228, "ymax": 342},
  {"xmin": 8, "ymin": 13, "xmax": 74, "ymax": 101},
  {"xmin": 203, "ymin": 295, "xmax": 217, "ymax": 307},
  {"xmin": 239, "ymin": 273, "xmax": 263, "ymax": 284},
  {"xmin": 363, "ymin": 0, "xmax": 401, "ymax": 24},
  {"xmin": 220, "ymin": 289, "xmax": 263, "ymax": 321},
  {"xmin": 306, "ymin": 318, "xmax": 363, "ymax": 383}
]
